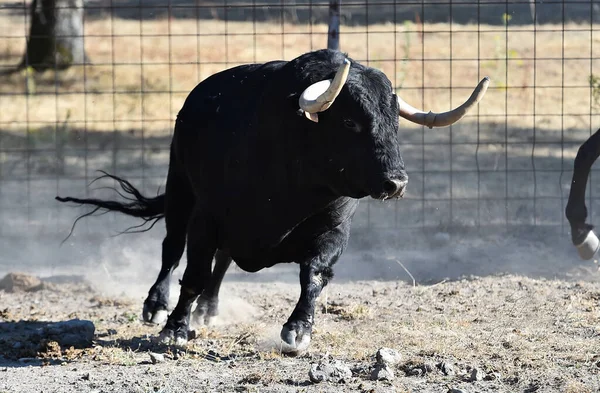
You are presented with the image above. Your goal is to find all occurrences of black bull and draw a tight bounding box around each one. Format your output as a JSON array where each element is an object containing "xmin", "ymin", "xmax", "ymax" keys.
[{"xmin": 57, "ymin": 49, "xmax": 488, "ymax": 351}]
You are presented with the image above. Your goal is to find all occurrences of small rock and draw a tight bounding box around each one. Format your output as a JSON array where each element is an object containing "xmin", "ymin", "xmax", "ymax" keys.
[
  {"xmin": 149, "ymin": 352, "xmax": 165, "ymax": 364},
  {"xmin": 370, "ymin": 364, "xmax": 394, "ymax": 381},
  {"xmin": 410, "ymin": 368, "xmax": 423, "ymax": 376},
  {"xmin": 12, "ymin": 342, "xmax": 22, "ymax": 349},
  {"xmin": 375, "ymin": 348, "xmax": 401, "ymax": 366},
  {"xmin": 0, "ymin": 272, "xmax": 42, "ymax": 292},
  {"xmin": 447, "ymin": 389, "xmax": 467, "ymax": 393},
  {"xmin": 439, "ymin": 361, "xmax": 455, "ymax": 376},
  {"xmin": 468, "ymin": 367, "xmax": 485, "ymax": 382},
  {"xmin": 309, "ymin": 360, "xmax": 352, "ymax": 383},
  {"xmin": 81, "ymin": 372, "xmax": 90, "ymax": 380}
]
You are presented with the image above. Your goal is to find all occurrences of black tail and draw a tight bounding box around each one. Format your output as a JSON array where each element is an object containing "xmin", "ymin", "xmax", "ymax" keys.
[{"xmin": 56, "ymin": 171, "xmax": 166, "ymax": 240}]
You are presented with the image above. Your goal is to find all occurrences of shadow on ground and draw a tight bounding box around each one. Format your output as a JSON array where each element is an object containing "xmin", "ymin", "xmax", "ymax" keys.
[{"xmin": 0, "ymin": 319, "xmax": 95, "ymax": 366}]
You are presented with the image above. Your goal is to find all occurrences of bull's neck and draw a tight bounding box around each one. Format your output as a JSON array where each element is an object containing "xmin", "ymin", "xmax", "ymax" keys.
[{"xmin": 253, "ymin": 125, "xmax": 338, "ymax": 208}]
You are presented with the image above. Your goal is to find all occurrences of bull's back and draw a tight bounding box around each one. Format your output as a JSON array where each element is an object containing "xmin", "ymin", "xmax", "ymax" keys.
[
  {"xmin": 179, "ymin": 61, "xmax": 286, "ymax": 125},
  {"xmin": 171, "ymin": 61, "xmax": 286, "ymax": 187}
]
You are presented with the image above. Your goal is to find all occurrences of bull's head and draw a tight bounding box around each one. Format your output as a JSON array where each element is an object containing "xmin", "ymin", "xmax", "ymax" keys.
[
  {"xmin": 294, "ymin": 53, "xmax": 489, "ymax": 201},
  {"xmin": 298, "ymin": 59, "xmax": 489, "ymax": 128}
]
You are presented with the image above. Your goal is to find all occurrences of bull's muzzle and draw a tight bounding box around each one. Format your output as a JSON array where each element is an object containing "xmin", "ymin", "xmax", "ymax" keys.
[{"xmin": 382, "ymin": 178, "xmax": 408, "ymax": 199}]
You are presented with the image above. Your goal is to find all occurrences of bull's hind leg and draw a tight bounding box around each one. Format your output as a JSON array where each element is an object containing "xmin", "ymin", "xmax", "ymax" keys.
[
  {"xmin": 143, "ymin": 167, "xmax": 194, "ymax": 324},
  {"xmin": 158, "ymin": 209, "xmax": 216, "ymax": 345},
  {"xmin": 280, "ymin": 219, "xmax": 351, "ymax": 353},
  {"xmin": 192, "ymin": 249, "xmax": 233, "ymax": 326}
]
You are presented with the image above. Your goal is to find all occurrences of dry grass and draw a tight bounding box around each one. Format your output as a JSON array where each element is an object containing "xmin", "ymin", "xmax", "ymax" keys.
[{"xmin": 1, "ymin": 9, "xmax": 600, "ymax": 142}]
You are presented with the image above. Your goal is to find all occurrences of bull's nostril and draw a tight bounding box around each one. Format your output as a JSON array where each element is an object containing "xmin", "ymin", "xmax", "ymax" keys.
[{"xmin": 383, "ymin": 179, "xmax": 401, "ymax": 194}]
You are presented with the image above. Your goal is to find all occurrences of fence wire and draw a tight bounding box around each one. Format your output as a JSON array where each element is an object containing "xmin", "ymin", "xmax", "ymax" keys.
[{"xmin": 0, "ymin": 0, "xmax": 599, "ymax": 242}]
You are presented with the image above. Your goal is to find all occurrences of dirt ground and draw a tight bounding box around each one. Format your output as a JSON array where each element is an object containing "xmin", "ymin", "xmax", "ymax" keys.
[
  {"xmin": 1, "ymin": 229, "xmax": 599, "ymax": 393},
  {"xmin": 1, "ymin": 3, "xmax": 600, "ymax": 392}
]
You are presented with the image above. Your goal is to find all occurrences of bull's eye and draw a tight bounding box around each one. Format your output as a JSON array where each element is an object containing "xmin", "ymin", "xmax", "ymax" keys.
[{"xmin": 343, "ymin": 119, "xmax": 358, "ymax": 131}]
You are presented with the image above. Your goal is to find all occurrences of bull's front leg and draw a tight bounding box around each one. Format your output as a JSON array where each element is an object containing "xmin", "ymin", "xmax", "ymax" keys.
[
  {"xmin": 280, "ymin": 221, "xmax": 350, "ymax": 353},
  {"xmin": 280, "ymin": 260, "xmax": 333, "ymax": 352}
]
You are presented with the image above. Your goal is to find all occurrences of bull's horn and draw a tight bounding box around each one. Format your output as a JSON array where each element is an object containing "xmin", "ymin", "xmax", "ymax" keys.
[
  {"xmin": 398, "ymin": 76, "xmax": 490, "ymax": 129},
  {"xmin": 299, "ymin": 58, "xmax": 351, "ymax": 114}
]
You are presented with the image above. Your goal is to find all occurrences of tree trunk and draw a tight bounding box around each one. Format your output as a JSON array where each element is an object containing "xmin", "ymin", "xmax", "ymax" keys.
[{"xmin": 21, "ymin": 0, "xmax": 88, "ymax": 72}]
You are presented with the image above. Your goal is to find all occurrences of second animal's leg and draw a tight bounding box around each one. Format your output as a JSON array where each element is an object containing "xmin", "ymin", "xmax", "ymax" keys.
[
  {"xmin": 566, "ymin": 128, "xmax": 600, "ymax": 244},
  {"xmin": 192, "ymin": 249, "xmax": 233, "ymax": 326},
  {"xmin": 143, "ymin": 165, "xmax": 194, "ymax": 324},
  {"xmin": 158, "ymin": 209, "xmax": 216, "ymax": 345},
  {"xmin": 280, "ymin": 219, "xmax": 351, "ymax": 352}
]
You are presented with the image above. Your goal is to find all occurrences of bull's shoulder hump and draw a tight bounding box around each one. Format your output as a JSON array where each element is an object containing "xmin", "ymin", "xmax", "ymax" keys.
[
  {"xmin": 192, "ymin": 61, "xmax": 286, "ymax": 94},
  {"xmin": 179, "ymin": 61, "xmax": 287, "ymax": 113}
]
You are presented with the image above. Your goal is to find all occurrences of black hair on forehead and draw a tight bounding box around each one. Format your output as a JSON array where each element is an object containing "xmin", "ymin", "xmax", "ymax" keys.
[
  {"xmin": 345, "ymin": 66, "xmax": 396, "ymax": 118},
  {"xmin": 290, "ymin": 49, "xmax": 398, "ymax": 121},
  {"xmin": 292, "ymin": 49, "xmax": 351, "ymax": 82}
]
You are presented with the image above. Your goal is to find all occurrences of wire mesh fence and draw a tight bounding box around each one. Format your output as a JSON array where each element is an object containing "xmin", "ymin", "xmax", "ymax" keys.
[{"xmin": 0, "ymin": 0, "xmax": 599, "ymax": 243}]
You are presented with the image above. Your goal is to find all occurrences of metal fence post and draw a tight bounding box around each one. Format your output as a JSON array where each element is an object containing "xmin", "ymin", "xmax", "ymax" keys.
[{"xmin": 327, "ymin": 0, "xmax": 341, "ymax": 50}]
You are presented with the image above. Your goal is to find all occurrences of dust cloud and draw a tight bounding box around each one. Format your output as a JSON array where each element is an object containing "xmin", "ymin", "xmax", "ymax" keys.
[{"xmin": 0, "ymin": 192, "xmax": 598, "ymax": 323}]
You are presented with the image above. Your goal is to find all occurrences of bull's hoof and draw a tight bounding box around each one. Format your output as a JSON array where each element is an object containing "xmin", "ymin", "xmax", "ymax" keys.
[
  {"xmin": 192, "ymin": 297, "xmax": 219, "ymax": 327},
  {"xmin": 143, "ymin": 299, "xmax": 169, "ymax": 325},
  {"xmin": 157, "ymin": 326, "xmax": 189, "ymax": 347},
  {"xmin": 191, "ymin": 313, "xmax": 218, "ymax": 327},
  {"xmin": 576, "ymin": 229, "xmax": 600, "ymax": 260},
  {"xmin": 144, "ymin": 309, "xmax": 168, "ymax": 325},
  {"xmin": 280, "ymin": 320, "xmax": 312, "ymax": 353}
]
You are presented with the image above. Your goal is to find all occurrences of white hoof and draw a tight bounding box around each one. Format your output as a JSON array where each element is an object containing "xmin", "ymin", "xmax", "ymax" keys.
[
  {"xmin": 280, "ymin": 326, "xmax": 311, "ymax": 353},
  {"xmin": 157, "ymin": 330, "xmax": 173, "ymax": 345},
  {"xmin": 174, "ymin": 336, "xmax": 188, "ymax": 347},
  {"xmin": 576, "ymin": 230, "xmax": 600, "ymax": 260},
  {"xmin": 150, "ymin": 310, "xmax": 168, "ymax": 325}
]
